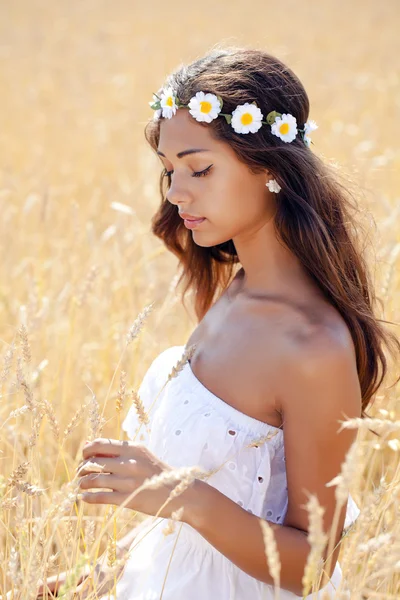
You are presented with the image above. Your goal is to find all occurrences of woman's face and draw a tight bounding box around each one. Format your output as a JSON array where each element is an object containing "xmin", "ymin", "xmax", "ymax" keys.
[{"xmin": 157, "ymin": 109, "xmax": 275, "ymax": 247}]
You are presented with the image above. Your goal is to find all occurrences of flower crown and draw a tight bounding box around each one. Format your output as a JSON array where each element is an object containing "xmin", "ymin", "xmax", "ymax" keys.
[{"xmin": 149, "ymin": 88, "xmax": 318, "ymax": 147}]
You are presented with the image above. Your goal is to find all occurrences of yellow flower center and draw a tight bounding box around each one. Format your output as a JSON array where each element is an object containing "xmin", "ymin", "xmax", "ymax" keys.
[
  {"xmin": 279, "ymin": 122, "xmax": 290, "ymax": 135},
  {"xmin": 241, "ymin": 113, "xmax": 253, "ymax": 126},
  {"xmin": 166, "ymin": 96, "xmax": 174, "ymax": 107},
  {"xmin": 200, "ymin": 101, "xmax": 212, "ymax": 114}
]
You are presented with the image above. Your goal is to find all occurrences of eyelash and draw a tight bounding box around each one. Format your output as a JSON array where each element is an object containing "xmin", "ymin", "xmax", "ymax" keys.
[{"xmin": 164, "ymin": 164, "xmax": 213, "ymax": 178}]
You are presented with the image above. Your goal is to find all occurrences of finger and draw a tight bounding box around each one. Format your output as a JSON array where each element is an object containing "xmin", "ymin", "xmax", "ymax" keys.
[
  {"xmin": 82, "ymin": 438, "xmax": 131, "ymax": 460},
  {"xmin": 80, "ymin": 490, "xmax": 126, "ymax": 506},
  {"xmin": 78, "ymin": 473, "xmax": 121, "ymax": 491},
  {"xmin": 77, "ymin": 456, "xmax": 134, "ymax": 478},
  {"xmin": 78, "ymin": 473, "xmax": 137, "ymax": 496},
  {"xmin": 77, "ymin": 460, "xmax": 105, "ymax": 477},
  {"xmin": 77, "ymin": 457, "xmax": 116, "ymax": 476}
]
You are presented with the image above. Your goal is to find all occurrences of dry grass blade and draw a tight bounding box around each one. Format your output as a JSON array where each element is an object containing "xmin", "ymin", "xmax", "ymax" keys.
[
  {"xmin": 16, "ymin": 356, "xmax": 35, "ymax": 411},
  {"xmin": 18, "ymin": 323, "xmax": 32, "ymax": 365},
  {"xmin": 131, "ymin": 388, "xmax": 150, "ymax": 428},
  {"xmin": 15, "ymin": 481, "xmax": 45, "ymax": 496},
  {"xmin": 86, "ymin": 384, "xmax": 106, "ymax": 441},
  {"xmin": 0, "ymin": 342, "xmax": 15, "ymax": 386},
  {"xmin": 42, "ymin": 398, "xmax": 60, "ymax": 441},
  {"xmin": 246, "ymin": 429, "xmax": 281, "ymax": 448},
  {"xmin": 142, "ymin": 466, "xmax": 207, "ymax": 491},
  {"xmin": 259, "ymin": 519, "xmax": 281, "ymax": 600},
  {"xmin": 7, "ymin": 462, "xmax": 30, "ymax": 487},
  {"xmin": 116, "ymin": 369, "xmax": 126, "ymax": 413},
  {"xmin": 75, "ymin": 265, "xmax": 101, "ymax": 307},
  {"xmin": 338, "ymin": 417, "xmax": 400, "ymax": 434},
  {"xmin": 167, "ymin": 344, "xmax": 197, "ymax": 380},
  {"xmin": 28, "ymin": 407, "xmax": 45, "ymax": 449},
  {"xmin": 301, "ymin": 494, "xmax": 328, "ymax": 597},
  {"xmin": 126, "ymin": 302, "xmax": 155, "ymax": 345},
  {"xmin": 1, "ymin": 404, "xmax": 29, "ymax": 430},
  {"xmin": 63, "ymin": 403, "xmax": 88, "ymax": 441}
]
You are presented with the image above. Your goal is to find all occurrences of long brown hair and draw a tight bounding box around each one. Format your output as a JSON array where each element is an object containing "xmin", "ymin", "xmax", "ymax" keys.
[{"xmin": 144, "ymin": 45, "xmax": 399, "ymax": 418}]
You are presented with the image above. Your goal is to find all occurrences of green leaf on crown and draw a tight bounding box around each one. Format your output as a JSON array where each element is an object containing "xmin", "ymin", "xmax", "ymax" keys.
[
  {"xmin": 222, "ymin": 114, "xmax": 232, "ymax": 124},
  {"xmin": 216, "ymin": 95, "xmax": 224, "ymax": 110},
  {"xmin": 150, "ymin": 101, "xmax": 161, "ymax": 110},
  {"xmin": 176, "ymin": 98, "xmax": 190, "ymax": 108},
  {"xmin": 266, "ymin": 111, "xmax": 282, "ymax": 125}
]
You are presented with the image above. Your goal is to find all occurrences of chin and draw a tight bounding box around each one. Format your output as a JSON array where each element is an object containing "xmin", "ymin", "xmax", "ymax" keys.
[
  {"xmin": 191, "ymin": 238, "xmax": 214, "ymax": 248},
  {"xmin": 192, "ymin": 234, "xmax": 232, "ymax": 248}
]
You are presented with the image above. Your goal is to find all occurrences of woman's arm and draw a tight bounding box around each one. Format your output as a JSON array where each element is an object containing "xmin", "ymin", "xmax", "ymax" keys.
[
  {"xmin": 187, "ymin": 480, "xmax": 312, "ymax": 596},
  {"xmin": 185, "ymin": 338, "xmax": 361, "ymax": 596}
]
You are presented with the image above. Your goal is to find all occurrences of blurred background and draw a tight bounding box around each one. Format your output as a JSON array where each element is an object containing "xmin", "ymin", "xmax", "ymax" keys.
[
  {"xmin": 0, "ymin": 0, "xmax": 399, "ymax": 595},
  {"xmin": 1, "ymin": 0, "xmax": 399, "ymax": 384}
]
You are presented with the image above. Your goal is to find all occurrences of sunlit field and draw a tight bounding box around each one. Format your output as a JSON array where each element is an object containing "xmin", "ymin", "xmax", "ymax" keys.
[{"xmin": 0, "ymin": 0, "xmax": 399, "ymax": 597}]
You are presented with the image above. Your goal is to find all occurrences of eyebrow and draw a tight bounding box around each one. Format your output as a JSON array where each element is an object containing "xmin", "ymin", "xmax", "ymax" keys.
[{"xmin": 156, "ymin": 148, "xmax": 210, "ymax": 159}]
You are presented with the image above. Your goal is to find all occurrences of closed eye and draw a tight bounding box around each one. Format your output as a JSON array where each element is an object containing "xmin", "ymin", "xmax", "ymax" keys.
[{"xmin": 164, "ymin": 164, "xmax": 213, "ymax": 178}]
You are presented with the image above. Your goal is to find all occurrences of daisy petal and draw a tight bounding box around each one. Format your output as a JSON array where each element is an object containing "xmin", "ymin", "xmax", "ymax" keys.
[
  {"xmin": 271, "ymin": 113, "xmax": 298, "ymax": 143},
  {"xmin": 231, "ymin": 102, "xmax": 263, "ymax": 134},
  {"xmin": 160, "ymin": 87, "xmax": 178, "ymax": 119},
  {"xmin": 188, "ymin": 91, "xmax": 222, "ymax": 123}
]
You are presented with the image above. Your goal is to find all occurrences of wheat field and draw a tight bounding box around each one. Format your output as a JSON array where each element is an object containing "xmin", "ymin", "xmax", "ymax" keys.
[{"xmin": 0, "ymin": 0, "xmax": 399, "ymax": 598}]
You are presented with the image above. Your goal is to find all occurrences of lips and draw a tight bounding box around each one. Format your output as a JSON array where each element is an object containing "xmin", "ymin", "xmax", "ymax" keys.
[{"xmin": 179, "ymin": 213, "xmax": 204, "ymax": 221}]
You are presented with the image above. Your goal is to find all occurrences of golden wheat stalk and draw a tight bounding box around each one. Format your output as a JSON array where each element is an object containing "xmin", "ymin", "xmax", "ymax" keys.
[
  {"xmin": 301, "ymin": 494, "xmax": 328, "ymax": 597},
  {"xmin": 259, "ymin": 519, "xmax": 281, "ymax": 600}
]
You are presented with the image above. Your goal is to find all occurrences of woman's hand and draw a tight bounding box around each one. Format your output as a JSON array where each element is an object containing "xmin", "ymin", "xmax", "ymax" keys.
[{"xmin": 76, "ymin": 438, "xmax": 201, "ymax": 521}]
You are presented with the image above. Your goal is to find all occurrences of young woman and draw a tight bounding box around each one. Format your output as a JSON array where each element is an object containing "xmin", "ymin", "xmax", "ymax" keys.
[{"xmin": 71, "ymin": 46, "xmax": 399, "ymax": 599}]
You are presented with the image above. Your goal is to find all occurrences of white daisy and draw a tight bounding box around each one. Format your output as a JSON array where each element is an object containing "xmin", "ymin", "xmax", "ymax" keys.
[
  {"xmin": 266, "ymin": 179, "xmax": 281, "ymax": 193},
  {"xmin": 271, "ymin": 113, "xmax": 298, "ymax": 143},
  {"xmin": 231, "ymin": 102, "xmax": 263, "ymax": 134},
  {"xmin": 188, "ymin": 91, "xmax": 222, "ymax": 123},
  {"xmin": 160, "ymin": 87, "xmax": 178, "ymax": 119},
  {"xmin": 303, "ymin": 119, "xmax": 318, "ymax": 147},
  {"xmin": 304, "ymin": 119, "xmax": 318, "ymax": 135}
]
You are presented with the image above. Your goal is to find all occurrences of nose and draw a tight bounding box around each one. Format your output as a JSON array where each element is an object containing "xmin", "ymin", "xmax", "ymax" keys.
[{"xmin": 165, "ymin": 176, "xmax": 192, "ymax": 206}]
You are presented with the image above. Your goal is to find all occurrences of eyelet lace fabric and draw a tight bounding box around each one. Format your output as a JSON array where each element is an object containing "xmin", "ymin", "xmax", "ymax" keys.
[{"xmin": 114, "ymin": 345, "xmax": 360, "ymax": 600}]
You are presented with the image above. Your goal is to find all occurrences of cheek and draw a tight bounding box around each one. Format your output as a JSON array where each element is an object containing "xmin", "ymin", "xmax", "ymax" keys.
[
  {"xmin": 222, "ymin": 178, "xmax": 258, "ymax": 218},
  {"xmin": 231, "ymin": 174, "xmax": 268, "ymax": 214},
  {"xmin": 226, "ymin": 170, "xmax": 259, "ymax": 200},
  {"xmin": 201, "ymin": 171, "xmax": 266, "ymax": 227},
  {"xmin": 211, "ymin": 175, "xmax": 246, "ymax": 211}
]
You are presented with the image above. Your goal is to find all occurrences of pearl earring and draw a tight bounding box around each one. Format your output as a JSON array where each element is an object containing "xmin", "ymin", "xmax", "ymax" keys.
[{"xmin": 266, "ymin": 179, "xmax": 281, "ymax": 193}]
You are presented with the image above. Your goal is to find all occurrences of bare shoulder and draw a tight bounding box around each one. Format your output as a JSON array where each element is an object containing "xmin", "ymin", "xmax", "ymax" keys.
[
  {"xmin": 270, "ymin": 294, "xmax": 357, "ymax": 379},
  {"xmin": 251, "ymin": 291, "xmax": 359, "ymax": 398},
  {"xmin": 304, "ymin": 316, "xmax": 354, "ymax": 369},
  {"xmin": 278, "ymin": 303, "xmax": 362, "ymax": 417}
]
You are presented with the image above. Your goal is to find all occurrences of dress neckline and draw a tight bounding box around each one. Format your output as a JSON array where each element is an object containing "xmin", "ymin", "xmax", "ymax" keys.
[{"xmin": 173, "ymin": 345, "xmax": 283, "ymax": 437}]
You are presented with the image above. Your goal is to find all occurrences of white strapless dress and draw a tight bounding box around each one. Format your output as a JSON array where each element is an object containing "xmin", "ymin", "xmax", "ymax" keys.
[{"xmin": 111, "ymin": 345, "xmax": 359, "ymax": 599}]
